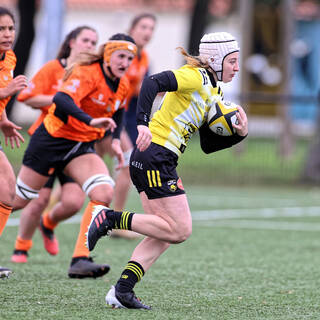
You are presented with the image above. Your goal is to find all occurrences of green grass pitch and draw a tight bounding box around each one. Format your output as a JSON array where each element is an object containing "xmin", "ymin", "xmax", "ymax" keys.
[{"xmin": 1, "ymin": 185, "xmax": 320, "ymax": 319}]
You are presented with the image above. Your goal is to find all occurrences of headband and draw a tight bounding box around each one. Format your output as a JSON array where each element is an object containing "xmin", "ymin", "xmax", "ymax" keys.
[{"xmin": 103, "ymin": 40, "xmax": 137, "ymax": 64}]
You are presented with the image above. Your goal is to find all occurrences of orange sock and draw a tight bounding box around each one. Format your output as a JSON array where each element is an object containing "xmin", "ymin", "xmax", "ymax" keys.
[
  {"xmin": 0, "ymin": 201, "xmax": 12, "ymax": 236},
  {"xmin": 72, "ymin": 200, "xmax": 107, "ymax": 258},
  {"xmin": 42, "ymin": 211, "xmax": 58, "ymax": 230},
  {"xmin": 15, "ymin": 236, "xmax": 32, "ymax": 251}
]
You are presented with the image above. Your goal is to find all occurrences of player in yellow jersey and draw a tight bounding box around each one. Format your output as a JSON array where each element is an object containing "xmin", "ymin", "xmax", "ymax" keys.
[
  {"xmin": 86, "ymin": 32, "xmax": 248, "ymax": 309},
  {"xmin": 0, "ymin": 7, "xmax": 28, "ymax": 278}
]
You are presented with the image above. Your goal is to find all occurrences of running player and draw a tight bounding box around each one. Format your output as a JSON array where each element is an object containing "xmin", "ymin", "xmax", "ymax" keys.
[
  {"xmin": 12, "ymin": 33, "xmax": 137, "ymax": 278},
  {"xmin": 86, "ymin": 32, "xmax": 248, "ymax": 309},
  {"xmin": 95, "ymin": 13, "xmax": 156, "ymax": 239},
  {"xmin": 0, "ymin": 7, "xmax": 28, "ymax": 278},
  {"xmin": 11, "ymin": 26, "xmax": 110, "ymax": 278}
]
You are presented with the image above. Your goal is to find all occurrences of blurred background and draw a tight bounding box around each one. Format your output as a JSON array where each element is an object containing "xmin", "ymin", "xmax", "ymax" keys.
[{"xmin": 1, "ymin": 0, "xmax": 320, "ymax": 188}]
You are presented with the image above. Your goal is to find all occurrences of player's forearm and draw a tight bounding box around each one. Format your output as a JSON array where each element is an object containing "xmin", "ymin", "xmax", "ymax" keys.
[
  {"xmin": 24, "ymin": 95, "xmax": 54, "ymax": 108},
  {"xmin": 53, "ymin": 92, "xmax": 92, "ymax": 125}
]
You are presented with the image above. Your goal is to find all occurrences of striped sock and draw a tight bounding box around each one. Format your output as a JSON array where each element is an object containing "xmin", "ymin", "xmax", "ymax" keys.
[
  {"xmin": 114, "ymin": 210, "xmax": 134, "ymax": 230},
  {"xmin": 115, "ymin": 260, "xmax": 144, "ymax": 293}
]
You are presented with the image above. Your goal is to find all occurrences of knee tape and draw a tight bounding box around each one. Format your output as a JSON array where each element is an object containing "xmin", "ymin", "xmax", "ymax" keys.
[
  {"xmin": 16, "ymin": 177, "xmax": 40, "ymax": 200},
  {"xmin": 82, "ymin": 174, "xmax": 115, "ymax": 196}
]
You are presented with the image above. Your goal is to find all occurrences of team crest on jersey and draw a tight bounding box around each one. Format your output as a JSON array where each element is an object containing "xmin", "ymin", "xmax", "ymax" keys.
[{"xmin": 167, "ymin": 179, "xmax": 177, "ymax": 192}]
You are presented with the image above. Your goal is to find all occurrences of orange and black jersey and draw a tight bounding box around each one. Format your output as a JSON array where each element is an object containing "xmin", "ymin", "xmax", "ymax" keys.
[
  {"xmin": 17, "ymin": 59, "xmax": 65, "ymax": 135},
  {"xmin": 44, "ymin": 61, "xmax": 130, "ymax": 142},
  {"xmin": 0, "ymin": 50, "xmax": 16, "ymax": 116}
]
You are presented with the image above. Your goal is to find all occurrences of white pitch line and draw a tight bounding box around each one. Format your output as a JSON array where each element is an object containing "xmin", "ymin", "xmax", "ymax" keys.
[
  {"xmin": 5, "ymin": 206, "xmax": 320, "ymax": 232},
  {"xmin": 5, "ymin": 214, "xmax": 82, "ymax": 227},
  {"xmin": 191, "ymin": 206, "xmax": 320, "ymax": 220},
  {"xmin": 194, "ymin": 220, "xmax": 320, "ymax": 231}
]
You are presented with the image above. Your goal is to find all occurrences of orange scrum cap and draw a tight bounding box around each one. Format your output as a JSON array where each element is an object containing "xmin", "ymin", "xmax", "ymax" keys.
[{"xmin": 103, "ymin": 40, "xmax": 137, "ymax": 64}]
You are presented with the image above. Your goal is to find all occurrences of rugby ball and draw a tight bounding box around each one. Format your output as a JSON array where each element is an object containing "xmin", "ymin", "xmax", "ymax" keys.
[{"xmin": 207, "ymin": 99, "xmax": 239, "ymax": 136}]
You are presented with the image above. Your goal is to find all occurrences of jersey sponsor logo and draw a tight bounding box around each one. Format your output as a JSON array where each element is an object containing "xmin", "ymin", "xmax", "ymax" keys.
[
  {"xmin": 91, "ymin": 93, "xmax": 106, "ymax": 106},
  {"xmin": 131, "ymin": 160, "xmax": 143, "ymax": 170},
  {"xmin": 147, "ymin": 170, "xmax": 162, "ymax": 188},
  {"xmin": 65, "ymin": 79, "xmax": 80, "ymax": 93}
]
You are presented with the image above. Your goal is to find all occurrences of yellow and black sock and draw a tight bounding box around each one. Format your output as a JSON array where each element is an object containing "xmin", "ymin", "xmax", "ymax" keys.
[
  {"xmin": 115, "ymin": 260, "xmax": 144, "ymax": 293},
  {"xmin": 113, "ymin": 210, "xmax": 134, "ymax": 230}
]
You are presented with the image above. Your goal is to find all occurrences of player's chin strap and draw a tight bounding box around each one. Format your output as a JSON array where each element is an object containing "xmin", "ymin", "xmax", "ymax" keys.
[
  {"xmin": 16, "ymin": 177, "xmax": 40, "ymax": 200},
  {"xmin": 82, "ymin": 174, "xmax": 115, "ymax": 196}
]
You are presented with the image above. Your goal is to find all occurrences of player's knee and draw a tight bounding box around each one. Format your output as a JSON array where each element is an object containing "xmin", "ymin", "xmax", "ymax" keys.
[
  {"xmin": 63, "ymin": 200, "xmax": 84, "ymax": 214},
  {"xmin": 32, "ymin": 197, "xmax": 50, "ymax": 212},
  {"xmin": 0, "ymin": 179, "xmax": 16, "ymax": 205},
  {"xmin": 82, "ymin": 174, "xmax": 114, "ymax": 204},
  {"xmin": 0, "ymin": 191, "xmax": 15, "ymax": 207},
  {"xmin": 171, "ymin": 223, "xmax": 192, "ymax": 244}
]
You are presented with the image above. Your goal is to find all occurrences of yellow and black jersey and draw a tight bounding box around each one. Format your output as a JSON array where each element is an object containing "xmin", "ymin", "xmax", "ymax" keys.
[{"xmin": 149, "ymin": 65, "xmax": 223, "ymax": 156}]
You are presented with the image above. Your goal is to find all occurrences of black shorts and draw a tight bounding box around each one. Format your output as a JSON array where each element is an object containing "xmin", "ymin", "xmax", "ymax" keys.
[
  {"xmin": 43, "ymin": 170, "xmax": 75, "ymax": 189},
  {"xmin": 23, "ymin": 123, "xmax": 96, "ymax": 177},
  {"xmin": 129, "ymin": 142, "xmax": 185, "ymax": 200}
]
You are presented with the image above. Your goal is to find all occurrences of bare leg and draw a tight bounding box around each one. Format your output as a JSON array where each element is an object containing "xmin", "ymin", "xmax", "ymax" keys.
[
  {"xmin": 48, "ymin": 182, "xmax": 85, "ymax": 224},
  {"xmin": 17, "ymin": 188, "xmax": 51, "ymax": 240}
]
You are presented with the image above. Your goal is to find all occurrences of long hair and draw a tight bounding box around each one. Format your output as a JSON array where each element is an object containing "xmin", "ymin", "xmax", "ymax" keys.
[
  {"xmin": 63, "ymin": 33, "xmax": 135, "ymax": 81},
  {"xmin": 0, "ymin": 6, "xmax": 15, "ymax": 22},
  {"xmin": 177, "ymin": 47, "xmax": 209, "ymax": 68},
  {"xmin": 56, "ymin": 25, "xmax": 97, "ymax": 60}
]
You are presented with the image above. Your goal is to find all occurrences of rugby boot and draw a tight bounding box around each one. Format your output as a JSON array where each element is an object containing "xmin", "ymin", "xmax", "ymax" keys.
[
  {"xmin": 86, "ymin": 205, "xmax": 115, "ymax": 251},
  {"xmin": 68, "ymin": 256, "xmax": 110, "ymax": 279},
  {"xmin": 0, "ymin": 266, "xmax": 12, "ymax": 278},
  {"xmin": 39, "ymin": 216, "xmax": 59, "ymax": 255},
  {"xmin": 11, "ymin": 250, "xmax": 28, "ymax": 263},
  {"xmin": 105, "ymin": 285, "xmax": 151, "ymax": 310}
]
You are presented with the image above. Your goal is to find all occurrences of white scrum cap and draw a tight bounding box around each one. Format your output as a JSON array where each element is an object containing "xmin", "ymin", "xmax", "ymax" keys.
[{"xmin": 199, "ymin": 32, "xmax": 239, "ymax": 81}]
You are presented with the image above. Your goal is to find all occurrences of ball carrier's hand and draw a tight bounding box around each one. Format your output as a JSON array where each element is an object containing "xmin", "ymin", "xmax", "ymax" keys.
[
  {"xmin": 232, "ymin": 106, "xmax": 248, "ymax": 136},
  {"xmin": 136, "ymin": 125, "xmax": 152, "ymax": 152}
]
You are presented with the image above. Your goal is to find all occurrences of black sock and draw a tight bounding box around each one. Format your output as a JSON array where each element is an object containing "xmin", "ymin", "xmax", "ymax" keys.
[
  {"xmin": 113, "ymin": 210, "xmax": 135, "ymax": 230},
  {"xmin": 70, "ymin": 256, "xmax": 88, "ymax": 266},
  {"xmin": 115, "ymin": 261, "xmax": 144, "ymax": 293}
]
